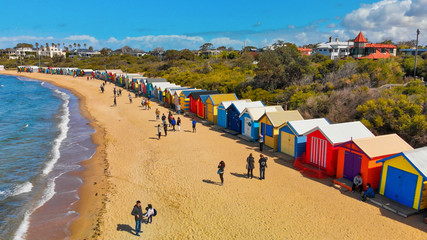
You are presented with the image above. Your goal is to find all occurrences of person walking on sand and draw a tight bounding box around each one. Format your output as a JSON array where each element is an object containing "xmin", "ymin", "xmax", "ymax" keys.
[
  {"xmin": 171, "ymin": 117, "xmax": 176, "ymax": 131},
  {"xmin": 114, "ymin": 87, "xmax": 116, "ymax": 97},
  {"xmin": 131, "ymin": 200, "xmax": 143, "ymax": 236},
  {"xmin": 217, "ymin": 161, "xmax": 225, "ymax": 186},
  {"xmin": 246, "ymin": 153, "xmax": 255, "ymax": 179},
  {"xmin": 161, "ymin": 113, "xmax": 166, "ymax": 125},
  {"xmin": 258, "ymin": 134, "xmax": 264, "ymax": 152},
  {"xmin": 128, "ymin": 93, "xmax": 132, "ymax": 103},
  {"xmin": 192, "ymin": 118, "xmax": 196, "ymax": 133},
  {"xmin": 163, "ymin": 123, "xmax": 168, "ymax": 136},
  {"xmin": 144, "ymin": 204, "xmax": 156, "ymax": 224},
  {"xmin": 156, "ymin": 109, "xmax": 160, "ymax": 120},
  {"xmin": 147, "ymin": 100, "xmax": 151, "ymax": 110},
  {"xmin": 113, "ymin": 96, "xmax": 117, "ymax": 106},
  {"xmin": 168, "ymin": 111, "xmax": 172, "ymax": 127},
  {"xmin": 157, "ymin": 124, "xmax": 162, "ymax": 139},
  {"xmin": 176, "ymin": 104, "xmax": 181, "ymax": 115},
  {"xmin": 177, "ymin": 117, "xmax": 181, "ymax": 131},
  {"xmin": 259, "ymin": 154, "xmax": 267, "ymax": 180}
]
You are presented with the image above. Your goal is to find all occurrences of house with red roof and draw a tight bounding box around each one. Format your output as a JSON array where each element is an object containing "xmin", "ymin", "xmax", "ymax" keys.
[
  {"xmin": 351, "ymin": 31, "xmax": 397, "ymax": 59},
  {"xmin": 297, "ymin": 48, "xmax": 312, "ymax": 56}
]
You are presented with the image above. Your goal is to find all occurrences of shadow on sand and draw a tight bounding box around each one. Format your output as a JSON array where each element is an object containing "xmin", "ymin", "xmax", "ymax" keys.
[
  {"xmin": 117, "ymin": 224, "xmax": 136, "ymax": 235},
  {"xmin": 230, "ymin": 172, "xmax": 249, "ymax": 179},
  {"xmin": 202, "ymin": 179, "xmax": 221, "ymax": 185}
]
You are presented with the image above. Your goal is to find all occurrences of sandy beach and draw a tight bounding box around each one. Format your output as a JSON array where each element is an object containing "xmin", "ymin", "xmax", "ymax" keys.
[{"xmin": 3, "ymin": 70, "xmax": 426, "ymax": 239}]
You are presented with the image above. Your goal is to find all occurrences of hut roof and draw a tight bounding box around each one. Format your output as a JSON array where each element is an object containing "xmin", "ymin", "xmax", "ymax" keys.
[
  {"xmin": 106, "ymin": 69, "xmax": 123, "ymax": 74},
  {"xmin": 264, "ymin": 111, "xmax": 303, "ymax": 127},
  {"xmin": 287, "ymin": 118, "xmax": 330, "ymax": 136},
  {"xmin": 305, "ymin": 121, "xmax": 374, "ymax": 145},
  {"xmin": 181, "ymin": 89, "xmax": 205, "ymax": 98},
  {"xmin": 219, "ymin": 100, "xmax": 252, "ymax": 110},
  {"xmin": 189, "ymin": 90, "xmax": 218, "ymax": 100},
  {"xmin": 146, "ymin": 78, "xmax": 167, "ymax": 83},
  {"xmin": 239, "ymin": 106, "xmax": 284, "ymax": 121},
  {"xmin": 208, "ymin": 93, "xmax": 238, "ymax": 105},
  {"xmin": 199, "ymin": 94, "xmax": 213, "ymax": 104},
  {"xmin": 232, "ymin": 101, "xmax": 264, "ymax": 113},
  {"xmin": 352, "ymin": 134, "xmax": 413, "ymax": 159}
]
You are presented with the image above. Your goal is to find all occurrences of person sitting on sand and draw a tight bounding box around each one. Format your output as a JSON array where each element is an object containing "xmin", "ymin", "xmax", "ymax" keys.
[
  {"xmin": 352, "ymin": 173, "xmax": 363, "ymax": 193},
  {"xmin": 361, "ymin": 183, "xmax": 375, "ymax": 201},
  {"xmin": 144, "ymin": 204, "xmax": 156, "ymax": 224},
  {"xmin": 131, "ymin": 200, "xmax": 143, "ymax": 236},
  {"xmin": 218, "ymin": 161, "xmax": 225, "ymax": 186}
]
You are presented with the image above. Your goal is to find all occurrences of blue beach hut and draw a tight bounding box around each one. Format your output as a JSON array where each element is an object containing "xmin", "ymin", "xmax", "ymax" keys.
[
  {"xmin": 217, "ymin": 100, "xmax": 252, "ymax": 128},
  {"xmin": 227, "ymin": 101, "xmax": 264, "ymax": 133},
  {"xmin": 238, "ymin": 106, "xmax": 284, "ymax": 141},
  {"xmin": 278, "ymin": 118, "xmax": 330, "ymax": 158}
]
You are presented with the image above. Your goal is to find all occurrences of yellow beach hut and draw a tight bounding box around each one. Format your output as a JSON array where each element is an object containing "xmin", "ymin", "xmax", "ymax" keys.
[
  {"xmin": 258, "ymin": 111, "xmax": 304, "ymax": 151},
  {"xmin": 377, "ymin": 147, "xmax": 427, "ymax": 210},
  {"xmin": 205, "ymin": 93, "xmax": 238, "ymax": 124}
]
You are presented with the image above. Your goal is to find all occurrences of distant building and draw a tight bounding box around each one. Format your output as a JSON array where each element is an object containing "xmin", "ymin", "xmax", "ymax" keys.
[
  {"xmin": 8, "ymin": 46, "xmax": 66, "ymax": 59},
  {"xmin": 351, "ymin": 31, "xmax": 397, "ymax": 59},
  {"xmin": 399, "ymin": 48, "xmax": 427, "ymax": 56},
  {"xmin": 297, "ymin": 48, "xmax": 312, "ymax": 56},
  {"xmin": 0, "ymin": 65, "xmax": 5, "ymax": 71},
  {"xmin": 69, "ymin": 49, "xmax": 101, "ymax": 58},
  {"xmin": 313, "ymin": 37, "xmax": 353, "ymax": 60}
]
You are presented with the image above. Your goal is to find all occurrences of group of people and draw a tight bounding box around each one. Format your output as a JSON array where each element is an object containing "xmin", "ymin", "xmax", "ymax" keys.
[
  {"xmin": 157, "ymin": 111, "xmax": 182, "ymax": 139},
  {"xmin": 216, "ymin": 154, "xmax": 268, "ymax": 186},
  {"xmin": 352, "ymin": 173, "xmax": 375, "ymax": 201},
  {"xmin": 141, "ymin": 98, "xmax": 151, "ymax": 110},
  {"xmin": 131, "ymin": 201, "xmax": 157, "ymax": 236}
]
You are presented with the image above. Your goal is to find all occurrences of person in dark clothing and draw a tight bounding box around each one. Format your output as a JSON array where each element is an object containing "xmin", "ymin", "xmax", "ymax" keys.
[
  {"xmin": 113, "ymin": 96, "xmax": 117, "ymax": 106},
  {"xmin": 259, "ymin": 154, "xmax": 267, "ymax": 180},
  {"xmin": 168, "ymin": 112, "xmax": 172, "ymax": 127},
  {"xmin": 131, "ymin": 200, "xmax": 143, "ymax": 236},
  {"xmin": 246, "ymin": 153, "xmax": 255, "ymax": 179},
  {"xmin": 157, "ymin": 124, "xmax": 162, "ymax": 139},
  {"xmin": 192, "ymin": 119, "xmax": 196, "ymax": 133},
  {"xmin": 177, "ymin": 117, "xmax": 181, "ymax": 131},
  {"xmin": 163, "ymin": 123, "xmax": 168, "ymax": 136},
  {"xmin": 161, "ymin": 114, "xmax": 166, "ymax": 125},
  {"xmin": 361, "ymin": 183, "xmax": 375, "ymax": 201},
  {"xmin": 218, "ymin": 161, "xmax": 225, "ymax": 186}
]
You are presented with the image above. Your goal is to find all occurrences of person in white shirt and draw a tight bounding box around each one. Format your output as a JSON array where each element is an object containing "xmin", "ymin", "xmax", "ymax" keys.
[
  {"xmin": 352, "ymin": 173, "xmax": 363, "ymax": 193},
  {"xmin": 144, "ymin": 204, "xmax": 155, "ymax": 224}
]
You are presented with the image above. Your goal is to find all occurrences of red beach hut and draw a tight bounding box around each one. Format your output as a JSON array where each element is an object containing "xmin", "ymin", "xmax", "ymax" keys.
[
  {"xmin": 189, "ymin": 90, "xmax": 217, "ymax": 114},
  {"xmin": 303, "ymin": 121, "xmax": 374, "ymax": 176}
]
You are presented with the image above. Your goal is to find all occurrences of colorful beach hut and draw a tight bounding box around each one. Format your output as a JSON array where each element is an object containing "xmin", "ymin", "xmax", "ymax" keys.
[
  {"xmin": 151, "ymin": 82, "xmax": 172, "ymax": 100},
  {"xmin": 157, "ymin": 84, "xmax": 179, "ymax": 102},
  {"xmin": 145, "ymin": 78, "xmax": 167, "ymax": 96},
  {"xmin": 303, "ymin": 121, "xmax": 374, "ymax": 176},
  {"xmin": 189, "ymin": 91, "xmax": 218, "ymax": 114},
  {"xmin": 259, "ymin": 111, "xmax": 304, "ymax": 151},
  {"xmin": 197, "ymin": 94, "xmax": 214, "ymax": 119},
  {"xmin": 377, "ymin": 147, "xmax": 427, "ymax": 210},
  {"xmin": 335, "ymin": 134, "xmax": 413, "ymax": 190},
  {"xmin": 279, "ymin": 118, "xmax": 330, "ymax": 158},
  {"xmin": 165, "ymin": 87, "xmax": 188, "ymax": 106},
  {"xmin": 205, "ymin": 93, "xmax": 238, "ymax": 124},
  {"xmin": 217, "ymin": 100, "xmax": 252, "ymax": 128},
  {"xmin": 172, "ymin": 88, "xmax": 196, "ymax": 109},
  {"xmin": 239, "ymin": 106, "xmax": 284, "ymax": 141},
  {"xmin": 227, "ymin": 101, "xmax": 264, "ymax": 133},
  {"xmin": 179, "ymin": 90, "xmax": 205, "ymax": 112}
]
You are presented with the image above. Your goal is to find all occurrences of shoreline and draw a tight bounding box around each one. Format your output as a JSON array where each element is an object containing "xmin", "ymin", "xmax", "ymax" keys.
[{"xmin": 1, "ymin": 70, "xmax": 108, "ymax": 240}]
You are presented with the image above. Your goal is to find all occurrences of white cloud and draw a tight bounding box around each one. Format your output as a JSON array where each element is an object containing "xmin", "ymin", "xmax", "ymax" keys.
[
  {"xmin": 65, "ymin": 35, "xmax": 99, "ymax": 44},
  {"xmin": 210, "ymin": 37, "xmax": 244, "ymax": 48},
  {"xmin": 341, "ymin": 0, "xmax": 427, "ymax": 42},
  {"xmin": 326, "ymin": 23, "xmax": 337, "ymax": 28}
]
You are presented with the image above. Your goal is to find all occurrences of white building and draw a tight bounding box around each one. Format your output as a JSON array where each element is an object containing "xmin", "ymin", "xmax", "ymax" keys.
[
  {"xmin": 313, "ymin": 37, "xmax": 354, "ymax": 60},
  {"xmin": 68, "ymin": 49, "xmax": 101, "ymax": 58},
  {"xmin": 8, "ymin": 46, "xmax": 66, "ymax": 59}
]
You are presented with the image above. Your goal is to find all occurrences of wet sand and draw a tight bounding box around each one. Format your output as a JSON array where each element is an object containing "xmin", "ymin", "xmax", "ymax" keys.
[{"xmin": 3, "ymin": 70, "xmax": 426, "ymax": 239}]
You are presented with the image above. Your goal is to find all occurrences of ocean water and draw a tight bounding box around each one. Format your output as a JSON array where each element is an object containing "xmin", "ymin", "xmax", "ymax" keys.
[{"xmin": 0, "ymin": 74, "xmax": 96, "ymax": 240}]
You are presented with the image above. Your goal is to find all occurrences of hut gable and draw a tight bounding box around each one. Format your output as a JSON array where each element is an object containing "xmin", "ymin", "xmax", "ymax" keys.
[
  {"xmin": 219, "ymin": 99, "xmax": 252, "ymax": 110},
  {"xmin": 265, "ymin": 111, "xmax": 303, "ymax": 127},
  {"xmin": 232, "ymin": 101, "xmax": 264, "ymax": 113},
  {"xmin": 287, "ymin": 118, "xmax": 330, "ymax": 136},
  {"xmin": 240, "ymin": 106, "xmax": 284, "ymax": 121},
  {"xmin": 208, "ymin": 93, "xmax": 238, "ymax": 105}
]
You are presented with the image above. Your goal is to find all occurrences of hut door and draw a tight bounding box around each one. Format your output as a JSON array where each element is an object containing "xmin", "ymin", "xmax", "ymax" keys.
[
  {"xmin": 343, "ymin": 151, "xmax": 362, "ymax": 181},
  {"xmin": 384, "ymin": 166, "xmax": 417, "ymax": 208},
  {"xmin": 281, "ymin": 132, "xmax": 294, "ymax": 156},
  {"xmin": 310, "ymin": 137, "xmax": 327, "ymax": 168},
  {"xmin": 243, "ymin": 117, "xmax": 251, "ymax": 137}
]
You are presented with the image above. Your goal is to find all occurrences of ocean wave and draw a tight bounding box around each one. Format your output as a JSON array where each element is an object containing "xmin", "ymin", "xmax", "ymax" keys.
[
  {"xmin": 40, "ymin": 82, "xmax": 45, "ymax": 86},
  {"xmin": 42, "ymin": 89, "xmax": 70, "ymax": 176},
  {"xmin": 0, "ymin": 182, "xmax": 33, "ymax": 201},
  {"xmin": 13, "ymin": 176, "xmax": 58, "ymax": 240}
]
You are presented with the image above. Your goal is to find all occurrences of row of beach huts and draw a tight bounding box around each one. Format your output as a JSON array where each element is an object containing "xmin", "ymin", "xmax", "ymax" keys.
[{"xmin": 19, "ymin": 66, "xmax": 427, "ymax": 213}]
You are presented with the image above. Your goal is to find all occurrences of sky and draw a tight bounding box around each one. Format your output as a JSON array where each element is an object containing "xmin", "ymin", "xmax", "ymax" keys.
[{"xmin": 0, "ymin": 0, "xmax": 426, "ymax": 50}]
